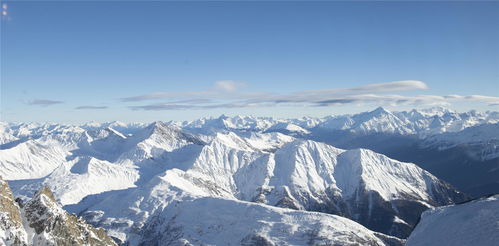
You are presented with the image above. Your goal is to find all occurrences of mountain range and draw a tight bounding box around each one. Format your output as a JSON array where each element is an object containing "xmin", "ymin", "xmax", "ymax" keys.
[{"xmin": 0, "ymin": 107, "xmax": 497, "ymax": 245}]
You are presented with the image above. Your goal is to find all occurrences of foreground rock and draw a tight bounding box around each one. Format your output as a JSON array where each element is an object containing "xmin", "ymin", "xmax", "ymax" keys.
[{"xmin": 0, "ymin": 177, "xmax": 116, "ymax": 246}]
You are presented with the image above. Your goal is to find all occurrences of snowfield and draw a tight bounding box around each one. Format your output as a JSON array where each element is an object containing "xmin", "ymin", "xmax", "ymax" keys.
[{"xmin": 406, "ymin": 195, "xmax": 499, "ymax": 246}]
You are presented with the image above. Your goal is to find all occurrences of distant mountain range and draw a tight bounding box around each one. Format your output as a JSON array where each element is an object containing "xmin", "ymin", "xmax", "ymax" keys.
[{"xmin": 0, "ymin": 107, "xmax": 497, "ymax": 245}]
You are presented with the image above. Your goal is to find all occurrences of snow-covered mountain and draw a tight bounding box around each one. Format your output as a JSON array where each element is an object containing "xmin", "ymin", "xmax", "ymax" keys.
[
  {"xmin": 422, "ymin": 123, "xmax": 499, "ymax": 161},
  {"xmin": 0, "ymin": 120, "xmax": 470, "ymax": 244},
  {"xmin": 2, "ymin": 107, "xmax": 496, "ymax": 142},
  {"xmin": 172, "ymin": 107, "xmax": 498, "ymax": 164},
  {"xmin": 0, "ymin": 177, "xmax": 116, "ymax": 246},
  {"xmin": 138, "ymin": 197, "xmax": 404, "ymax": 246},
  {"xmin": 1, "ymin": 107, "xmax": 496, "ymax": 245},
  {"xmin": 171, "ymin": 107, "xmax": 498, "ymax": 138},
  {"xmin": 405, "ymin": 194, "xmax": 499, "ymax": 246}
]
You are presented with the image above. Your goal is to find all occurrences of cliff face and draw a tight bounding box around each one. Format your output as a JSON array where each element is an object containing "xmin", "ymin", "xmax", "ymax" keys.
[
  {"xmin": 0, "ymin": 177, "xmax": 27, "ymax": 246},
  {"xmin": 0, "ymin": 177, "xmax": 116, "ymax": 246}
]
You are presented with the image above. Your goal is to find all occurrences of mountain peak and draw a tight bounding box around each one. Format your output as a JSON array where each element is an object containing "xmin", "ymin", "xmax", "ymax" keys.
[
  {"xmin": 419, "ymin": 106, "xmax": 454, "ymax": 116},
  {"xmin": 371, "ymin": 106, "xmax": 391, "ymax": 115},
  {"xmin": 147, "ymin": 120, "xmax": 168, "ymax": 129},
  {"xmin": 19, "ymin": 184, "xmax": 118, "ymax": 245},
  {"xmin": 144, "ymin": 121, "xmax": 183, "ymax": 136},
  {"xmin": 34, "ymin": 186, "xmax": 57, "ymax": 204},
  {"xmin": 217, "ymin": 114, "xmax": 230, "ymax": 120}
]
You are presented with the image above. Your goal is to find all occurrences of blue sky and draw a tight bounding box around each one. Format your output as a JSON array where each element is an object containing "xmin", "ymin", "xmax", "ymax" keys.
[{"xmin": 1, "ymin": 1, "xmax": 498, "ymax": 123}]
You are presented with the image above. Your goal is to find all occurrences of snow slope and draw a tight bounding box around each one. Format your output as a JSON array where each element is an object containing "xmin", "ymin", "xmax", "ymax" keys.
[
  {"xmin": 422, "ymin": 123, "xmax": 499, "ymax": 160},
  {"xmin": 405, "ymin": 195, "xmax": 499, "ymax": 246},
  {"xmin": 139, "ymin": 197, "xmax": 404, "ymax": 246}
]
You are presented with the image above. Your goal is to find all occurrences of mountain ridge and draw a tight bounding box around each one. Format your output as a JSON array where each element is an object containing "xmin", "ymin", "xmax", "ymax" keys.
[{"xmin": 1, "ymin": 107, "xmax": 495, "ymax": 245}]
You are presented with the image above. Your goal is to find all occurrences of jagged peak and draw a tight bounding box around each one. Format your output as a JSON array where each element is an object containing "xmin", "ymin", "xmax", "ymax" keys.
[
  {"xmin": 216, "ymin": 114, "xmax": 231, "ymax": 123},
  {"xmin": 146, "ymin": 120, "xmax": 169, "ymax": 130},
  {"xmin": 351, "ymin": 107, "xmax": 395, "ymax": 123},
  {"xmin": 31, "ymin": 185, "xmax": 57, "ymax": 205},
  {"xmin": 130, "ymin": 120, "xmax": 205, "ymax": 149},
  {"xmin": 143, "ymin": 121, "xmax": 184, "ymax": 137},
  {"xmin": 17, "ymin": 183, "xmax": 118, "ymax": 245},
  {"xmin": 408, "ymin": 108, "xmax": 424, "ymax": 116}
]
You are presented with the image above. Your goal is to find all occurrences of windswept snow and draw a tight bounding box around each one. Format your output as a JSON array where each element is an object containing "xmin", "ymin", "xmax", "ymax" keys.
[
  {"xmin": 139, "ymin": 197, "xmax": 404, "ymax": 246},
  {"xmin": 406, "ymin": 195, "xmax": 499, "ymax": 246}
]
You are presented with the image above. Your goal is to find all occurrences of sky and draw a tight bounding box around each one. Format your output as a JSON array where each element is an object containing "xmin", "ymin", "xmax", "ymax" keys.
[{"xmin": 1, "ymin": 1, "xmax": 498, "ymax": 123}]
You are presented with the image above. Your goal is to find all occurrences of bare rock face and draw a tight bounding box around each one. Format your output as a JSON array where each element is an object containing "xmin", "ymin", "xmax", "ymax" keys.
[
  {"xmin": 0, "ymin": 177, "xmax": 28, "ymax": 246},
  {"xmin": 0, "ymin": 177, "xmax": 116, "ymax": 246}
]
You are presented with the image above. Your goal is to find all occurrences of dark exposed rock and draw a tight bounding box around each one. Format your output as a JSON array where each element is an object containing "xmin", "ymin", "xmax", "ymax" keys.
[
  {"xmin": 271, "ymin": 179, "xmax": 467, "ymax": 239},
  {"xmin": 0, "ymin": 176, "xmax": 28, "ymax": 246},
  {"xmin": 0, "ymin": 178, "xmax": 117, "ymax": 246},
  {"xmin": 241, "ymin": 234, "xmax": 275, "ymax": 246}
]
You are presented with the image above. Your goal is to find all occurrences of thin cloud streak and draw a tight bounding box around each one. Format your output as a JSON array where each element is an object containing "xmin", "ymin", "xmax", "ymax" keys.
[
  {"xmin": 121, "ymin": 91, "xmax": 210, "ymax": 102},
  {"xmin": 125, "ymin": 80, "xmax": 499, "ymax": 111},
  {"xmin": 121, "ymin": 80, "xmax": 428, "ymax": 103},
  {"xmin": 131, "ymin": 93, "xmax": 499, "ymax": 111},
  {"xmin": 298, "ymin": 80, "xmax": 428, "ymax": 96},
  {"xmin": 129, "ymin": 102, "xmax": 264, "ymax": 111},
  {"xmin": 75, "ymin": 106, "xmax": 108, "ymax": 110},
  {"xmin": 28, "ymin": 99, "xmax": 64, "ymax": 107},
  {"xmin": 251, "ymin": 81, "xmax": 430, "ymax": 103}
]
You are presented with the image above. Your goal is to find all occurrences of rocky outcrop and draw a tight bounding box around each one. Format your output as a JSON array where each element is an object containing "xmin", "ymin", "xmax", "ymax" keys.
[
  {"xmin": 0, "ymin": 177, "xmax": 28, "ymax": 246},
  {"xmin": 0, "ymin": 177, "xmax": 116, "ymax": 246}
]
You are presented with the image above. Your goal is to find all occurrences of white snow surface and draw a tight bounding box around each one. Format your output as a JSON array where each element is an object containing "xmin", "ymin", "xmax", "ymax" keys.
[
  {"xmin": 139, "ymin": 196, "xmax": 401, "ymax": 246},
  {"xmin": 422, "ymin": 123, "xmax": 499, "ymax": 160},
  {"xmin": 405, "ymin": 195, "xmax": 499, "ymax": 246}
]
